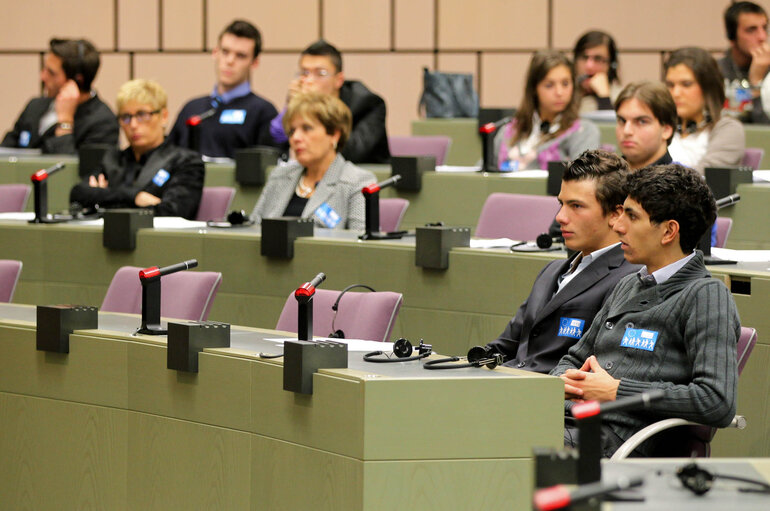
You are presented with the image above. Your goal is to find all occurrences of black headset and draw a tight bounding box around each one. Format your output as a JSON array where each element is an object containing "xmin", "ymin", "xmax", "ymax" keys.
[
  {"xmin": 677, "ymin": 462, "xmax": 770, "ymax": 496},
  {"xmin": 423, "ymin": 345, "xmax": 506, "ymax": 370},
  {"xmin": 363, "ymin": 338, "xmax": 432, "ymax": 363},
  {"xmin": 226, "ymin": 210, "xmax": 255, "ymax": 226},
  {"xmin": 327, "ymin": 283, "xmax": 376, "ymax": 339}
]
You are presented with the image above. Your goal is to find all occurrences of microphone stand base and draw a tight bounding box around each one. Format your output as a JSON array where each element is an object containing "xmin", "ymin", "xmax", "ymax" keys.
[
  {"xmin": 359, "ymin": 230, "xmax": 407, "ymax": 240},
  {"xmin": 136, "ymin": 325, "xmax": 167, "ymax": 336},
  {"xmin": 29, "ymin": 214, "xmax": 73, "ymax": 224}
]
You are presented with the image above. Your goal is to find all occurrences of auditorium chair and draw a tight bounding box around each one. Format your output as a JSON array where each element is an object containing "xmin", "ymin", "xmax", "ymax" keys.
[
  {"xmin": 380, "ymin": 198, "xmax": 409, "ymax": 232},
  {"xmin": 0, "ymin": 260, "xmax": 23, "ymax": 302},
  {"xmin": 101, "ymin": 266, "xmax": 222, "ymax": 321},
  {"xmin": 475, "ymin": 193, "xmax": 560, "ymax": 240},
  {"xmin": 388, "ymin": 135, "xmax": 452, "ymax": 165},
  {"xmin": 275, "ymin": 288, "xmax": 403, "ymax": 343},
  {"xmin": 0, "ymin": 184, "xmax": 31, "ymax": 212},
  {"xmin": 715, "ymin": 217, "xmax": 733, "ymax": 248},
  {"xmin": 195, "ymin": 186, "xmax": 236, "ymax": 221}
]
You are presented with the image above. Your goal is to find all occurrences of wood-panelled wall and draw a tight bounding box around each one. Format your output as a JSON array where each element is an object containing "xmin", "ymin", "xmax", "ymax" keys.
[{"xmin": 0, "ymin": 0, "xmax": 755, "ymax": 141}]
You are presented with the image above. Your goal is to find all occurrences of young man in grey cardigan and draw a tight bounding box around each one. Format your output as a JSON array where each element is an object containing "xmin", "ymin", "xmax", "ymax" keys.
[{"xmin": 552, "ymin": 164, "xmax": 740, "ymax": 457}]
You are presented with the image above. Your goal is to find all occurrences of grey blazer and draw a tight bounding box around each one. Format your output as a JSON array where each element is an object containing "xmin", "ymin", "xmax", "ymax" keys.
[{"xmin": 250, "ymin": 154, "xmax": 376, "ymax": 230}]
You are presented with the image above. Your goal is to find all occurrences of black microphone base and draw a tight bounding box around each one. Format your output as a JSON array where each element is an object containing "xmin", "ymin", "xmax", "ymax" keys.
[
  {"xmin": 703, "ymin": 256, "xmax": 737, "ymax": 265},
  {"xmin": 136, "ymin": 324, "xmax": 167, "ymax": 335},
  {"xmin": 29, "ymin": 214, "xmax": 72, "ymax": 224},
  {"xmin": 359, "ymin": 230, "xmax": 407, "ymax": 240}
]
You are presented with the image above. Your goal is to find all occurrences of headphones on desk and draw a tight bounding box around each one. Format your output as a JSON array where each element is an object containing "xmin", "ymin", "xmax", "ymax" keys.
[
  {"xmin": 328, "ymin": 284, "xmax": 376, "ymax": 339},
  {"xmin": 676, "ymin": 462, "xmax": 770, "ymax": 495},
  {"xmin": 423, "ymin": 345, "xmax": 506, "ymax": 370},
  {"xmin": 363, "ymin": 338, "xmax": 432, "ymax": 363}
]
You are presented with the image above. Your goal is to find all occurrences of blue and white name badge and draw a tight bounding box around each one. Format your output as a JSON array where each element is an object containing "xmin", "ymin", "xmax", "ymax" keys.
[
  {"xmin": 620, "ymin": 328, "xmax": 659, "ymax": 352},
  {"xmin": 558, "ymin": 317, "xmax": 585, "ymax": 339},
  {"xmin": 152, "ymin": 169, "xmax": 170, "ymax": 187},
  {"xmin": 219, "ymin": 109, "xmax": 246, "ymax": 125},
  {"xmin": 313, "ymin": 202, "xmax": 341, "ymax": 228},
  {"xmin": 19, "ymin": 130, "xmax": 30, "ymax": 147}
]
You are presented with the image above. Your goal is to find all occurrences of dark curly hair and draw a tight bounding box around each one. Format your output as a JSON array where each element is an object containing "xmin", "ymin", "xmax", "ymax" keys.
[{"xmin": 625, "ymin": 164, "xmax": 716, "ymax": 252}]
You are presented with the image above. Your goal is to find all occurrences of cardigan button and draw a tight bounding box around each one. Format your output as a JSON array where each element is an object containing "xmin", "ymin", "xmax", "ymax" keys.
[
  {"xmin": 605, "ymin": 321, "xmax": 614, "ymax": 330},
  {"xmin": 605, "ymin": 361, "xmax": 614, "ymax": 370},
  {"xmin": 625, "ymin": 322, "xmax": 634, "ymax": 329}
]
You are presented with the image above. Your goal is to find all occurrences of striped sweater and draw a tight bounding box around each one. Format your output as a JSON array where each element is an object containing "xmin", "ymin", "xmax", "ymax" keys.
[{"xmin": 552, "ymin": 252, "xmax": 740, "ymax": 456}]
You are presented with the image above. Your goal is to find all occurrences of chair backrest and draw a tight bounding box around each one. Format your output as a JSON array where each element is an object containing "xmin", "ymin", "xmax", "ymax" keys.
[
  {"xmin": 275, "ymin": 288, "xmax": 403, "ymax": 343},
  {"xmin": 388, "ymin": 135, "xmax": 451, "ymax": 165},
  {"xmin": 0, "ymin": 260, "xmax": 23, "ymax": 302},
  {"xmin": 195, "ymin": 186, "xmax": 236, "ymax": 221},
  {"xmin": 714, "ymin": 217, "xmax": 733, "ymax": 248},
  {"xmin": 101, "ymin": 266, "xmax": 222, "ymax": 321},
  {"xmin": 741, "ymin": 147, "xmax": 764, "ymax": 169},
  {"xmin": 380, "ymin": 198, "xmax": 409, "ymax": 232},
  {"xmin": 475, "ymin": 193, "xmax": 560, "ymax": 240},
  {"xmin": 0, "ymin": 184, "xmax": 31, "ymax": 213},
  {"xmin": 678, "ymin": 326, "xmax": 758, "ymax": 457}
]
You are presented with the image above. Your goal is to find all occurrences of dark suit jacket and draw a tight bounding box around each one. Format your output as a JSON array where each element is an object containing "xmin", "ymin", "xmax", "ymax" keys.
[
  {"xmin": 69, "ymin": 140, "xmax": 204, "ymax": 219},
  {"xmin": 338, "ymin": 81, "xmax": 390, "ymax": 164},
  {"xmin": 1, "ymin": 95, "xmax": 118, "ymax": 154},
  {"xmin": 487, "ymin": 244, "xmax": 639, "ymax": 373}
]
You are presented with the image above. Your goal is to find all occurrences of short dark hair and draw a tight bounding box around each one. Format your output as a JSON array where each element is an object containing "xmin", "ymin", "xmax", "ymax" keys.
[
  {"xmin": 49, "ymin": 38, "xmax": 99, "ymax": 92},
  {"xmin": 573, "ymin": 30, "xmax": 619, "ymax": 83},
  {"xmin": 625, "ymin": 164, "xmax": 717, "ymax": 253},
  {"xmin": 725, "ymin": 1, "xmax": 767, "ymax": 41},
  {"xmin": 614, "ymin": 81, "xmax": 677, "ymax": 145},
  {"xmin": 301, "ymin": 40, "xmax": 343, "ymax": 72},
  {"xmin": 664, "ymin": 47, "xmax": 725, "ymax": 128},
  {"xmin": 563, "ymin": 149, "xmax": 629, "ymax": 216},
  {"xmin": 219, "ymin": 20, "xmax": 262, "ymax": 59}
]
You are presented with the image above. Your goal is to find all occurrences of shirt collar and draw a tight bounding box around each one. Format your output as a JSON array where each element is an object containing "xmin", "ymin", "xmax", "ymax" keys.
[
  {"xmin": 637, "ymin": 251, "xmax": 696, "ymax": 286},
  {"xmin": 211, "ymin": 81, "xmax": 251, "ymax": 106}
]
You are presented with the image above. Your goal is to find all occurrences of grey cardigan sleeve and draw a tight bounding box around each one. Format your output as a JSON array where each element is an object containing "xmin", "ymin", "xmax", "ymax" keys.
[{"xmin": 696, "ymin": 117, "xmax": 745, "ymax": 175}]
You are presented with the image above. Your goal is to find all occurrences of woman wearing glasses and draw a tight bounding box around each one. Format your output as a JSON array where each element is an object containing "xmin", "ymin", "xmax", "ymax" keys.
[
  {"xmin": 494, "ymin": 50, "xmax": 599, "ymax": 171},
  {"xmin": 251, "ymin": 91, "xmax": 376, "ymax": 230},
  {"xmin": 70, "ymin": 79, "xmax": 204, "ymax": 219},
  {"xmin": 573, "ymin": 31, "xmax": 622, "ymax": 114}
]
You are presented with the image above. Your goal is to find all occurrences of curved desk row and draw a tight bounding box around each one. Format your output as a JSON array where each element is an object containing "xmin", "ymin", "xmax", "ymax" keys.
[{"xmin": 0, "ymin": 303, "xmax": 562, "ymax": 510}]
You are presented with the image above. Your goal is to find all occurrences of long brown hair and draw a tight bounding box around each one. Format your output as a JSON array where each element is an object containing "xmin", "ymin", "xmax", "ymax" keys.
[
  {"xmin": 511, "ymin": 51, "xmax": 579, "ymax": 147},
  {"xmin": 664, "ymin": 47, "xmax": 725, "ymax": 129}
]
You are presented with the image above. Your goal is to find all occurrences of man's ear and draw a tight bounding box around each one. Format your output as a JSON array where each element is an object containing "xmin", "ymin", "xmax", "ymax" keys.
[
  {"xmin": 250, "ymin": 56, "xmax": 260, "ymax": 70},
  {"xmin": 333, "ymin": 70, "xmax": 345, "ymax": 92},
  {"xmin": 662, "ymin": 124, "xmax": 674, "ymax": 145},
  {"xmin": 607, "ymin": 204, "xmax": 623, "ymax": 228},
  {"xmin": 660, "ymin": 219, "xmax": 680, "ymax": 246}
]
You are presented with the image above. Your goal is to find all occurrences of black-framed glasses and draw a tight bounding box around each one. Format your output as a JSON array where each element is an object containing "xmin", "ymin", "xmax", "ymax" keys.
[{"xmin": 118, "ymin": 109, "xmax": 161, "ymax": 125}]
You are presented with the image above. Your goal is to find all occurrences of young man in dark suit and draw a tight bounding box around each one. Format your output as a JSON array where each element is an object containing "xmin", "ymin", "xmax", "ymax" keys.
[
  {"xmin": 1, "ymin": 38, "xmax": 118, "ymax": 154},
  {"xmin": 486, "ymin": 150, "xmax": 638, "ymax": 373}
]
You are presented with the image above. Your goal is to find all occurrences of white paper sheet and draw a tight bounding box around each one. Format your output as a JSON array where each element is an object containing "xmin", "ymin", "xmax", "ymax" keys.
[
  {"xmin": 470, "ymin": 238, "xmax": 518, "ymax": 249},
  {"xmin": 153, "ymin": 217, "xmax": 208, "ymax": 229},
  {"xmin": 710, "ymin": 247, "xmax": 770, "ymax": 262},
  {"xmin": 263, "ymin": 337, "xmax": 394, "ymax": 352},
  {"xmin": 0, "ymin": 212, "xmax": 35, "ymax": 220}
]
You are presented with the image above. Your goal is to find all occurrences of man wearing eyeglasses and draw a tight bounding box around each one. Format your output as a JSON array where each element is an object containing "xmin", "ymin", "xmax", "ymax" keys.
[
  {"xmin": 70, "ymin": 79, "xmax": 204, "ymax": 220},
  {"xmin": 1, "ymin": 38, "xmax": 118, "ymax": 154},
  {"xmin": 167, "ymin": 20, "xmax": 278, "ymax": 158},
  {"xmin": 270, "ymin": 40, "xmax": 390, "ymax": 164}
]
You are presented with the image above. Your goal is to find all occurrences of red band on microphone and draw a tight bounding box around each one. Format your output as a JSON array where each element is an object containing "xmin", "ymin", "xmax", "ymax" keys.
[
  {"xmin": 362, "ymin": 184, "xmax": 381, "ymax": 195},
  {"xmin": 186, "ymin": 116, "xmax": 202, "ymax": 127},
  {"xmin": 571, "ymin": 401, "xmax": 601, "ymax": 419},
  {"xmin": 479, "ymin": 122, "xmax": 497, "ymax": 134},
  {"xmin": 533, "ymin": 485, "xmax": 570, "ymax": 511},
  {"xmin": 294, "ymin": 283, "xmax": 316, "ymax": 298},
  {"xmin": 139, "ymin": 267, "xmax": 161, "ymax": 280},
  {"xmin": 31, "ymin": 170, "xmax": 48, "ymax": 182}
]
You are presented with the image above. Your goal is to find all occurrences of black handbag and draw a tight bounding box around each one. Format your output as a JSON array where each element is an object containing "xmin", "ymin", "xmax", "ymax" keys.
[{"xmin": 419, "ymin": 67, "xmax": 479, "ymax": 118}]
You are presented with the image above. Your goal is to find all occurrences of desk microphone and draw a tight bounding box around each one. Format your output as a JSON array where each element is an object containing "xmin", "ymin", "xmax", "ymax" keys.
[
  {"xmin": 479, "ymin": 116, "xmax": 512, "ymax": 134},
  {"xmin": 362, "ymin": 175, "xmax": 402, "ymax": 195},
  {"xmin": 715, "ymin": 193, "xmax": 740, "ymax": 210},
  {"xmin": 30, "ymin": 162, "xmax": 66, "ymax": 182},
  {"xmin": 571, "ymin": 389, "xmax": 665, "ymax": 419},
  {"xmin": 185, "ymin": 107, "xmax": 218, "ymax": 127},
  {"xmin": 139, "ymin": 259, "xmax": 198, "ymax": 283},
  {"xmin": 533, "ymin": 475, "xmax": 644, "ymax": 511}
]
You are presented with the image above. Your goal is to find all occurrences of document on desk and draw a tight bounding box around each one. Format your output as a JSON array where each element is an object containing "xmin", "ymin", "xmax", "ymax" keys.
[
  {"xmin": 153, "ymin": 217, "xmax": 208, "ymax": 229},
  {"xmin": 711, "ymin": 247, "xmax": 770, "ymax": 262},
  {"xmin": 470, "ymin": 238, "xmax": 518, "ymax": 248},
  {"xmin": 263, "ymin": 337, "xmax": 394, "ymax": 352},
  {"xmin": 0, "ymin": 212, "xmax": 35, "ymax": 221},
  {"xmin": 500, "ymin": 170, "xmax": 548, "ymax": 178},
  {"xmin": 753, "ymin": 170, "xmax": 770, "ymax": 182}
]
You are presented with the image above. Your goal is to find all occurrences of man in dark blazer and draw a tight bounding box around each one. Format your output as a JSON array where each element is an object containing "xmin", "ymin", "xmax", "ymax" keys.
[
  {"xmin": 1, "ymin": 38, "xmax": 118, "ymax": 154},
  {"xmin": 486, "ymin": 150, "xmax": 639, "ymax": 373},
  {"xmin": 269, "ymin": 40, "xmax": 390, "ymax": 164}
]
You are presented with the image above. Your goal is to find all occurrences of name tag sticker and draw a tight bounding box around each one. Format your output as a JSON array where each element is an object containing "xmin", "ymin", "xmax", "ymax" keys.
[
  {"xmin": 19, "ymin": 130, "xmax": 30, "ymax": 147},
  {"xmin": 152, "ymin": 169, "xmax": 170, "ymax": 187},
  {"xmin": 313, "ymin": 202, "xmax": 341, "ymax": 228},
  {"xmin": 219, "ymin": 109, "xmax": 246, "ymax": 125},
  {"xmin": 558, "ymin": 317, "xmax": 585, "ymax": 339},
  {"xmin": 620, "ymin": 328, "xmax": 659, "ymax": 352}
]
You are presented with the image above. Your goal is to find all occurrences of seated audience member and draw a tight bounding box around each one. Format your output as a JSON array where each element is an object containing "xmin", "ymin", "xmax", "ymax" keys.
[
  {"xmin": 1, "ymin": 38, "xmax": 118, "ymax": 154},
  {"xmin": 615, "ymin": 81, "xmax": 676, "ymax": 170},
  {"xmin": 573, "ymin": 30, "xmax": 622, "ymax": 114},
  {"xmin": 665, "ymin": 47, "xmax": 745, "ymax": 175},
  {"xmin": 251, "ymin": 92, "xmax": 376, "ymax": 230},
  {"xmin": 719, "ymin": 1, "xmax": 770, "ymax": 123},
  {"xmin": 270, "ymin": 40, "xmax": 390, "ymax": 164},
  {"xmin": 167, "ymin": 20, "xmax": 278, "ymax": 158},
  {"xmin": 486, "ymin": 150, "xmax": 638, "ymax": 373},
  {"xmin": 553, "ymin": 164, "xmax": 740, "ymax": 458},
  {"xmin": 494, "ymin": 51, "xmax": 600, "ymax": 171},
  {"xmin": 70, "ymin": 79, "xmax": 204, "ymax": 219}
]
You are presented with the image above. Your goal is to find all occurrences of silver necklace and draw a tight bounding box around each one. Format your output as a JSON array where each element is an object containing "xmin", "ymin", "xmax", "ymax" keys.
[{"xmin": 296, "ymin": 176, "xmax": 314, "ymax": 198}]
